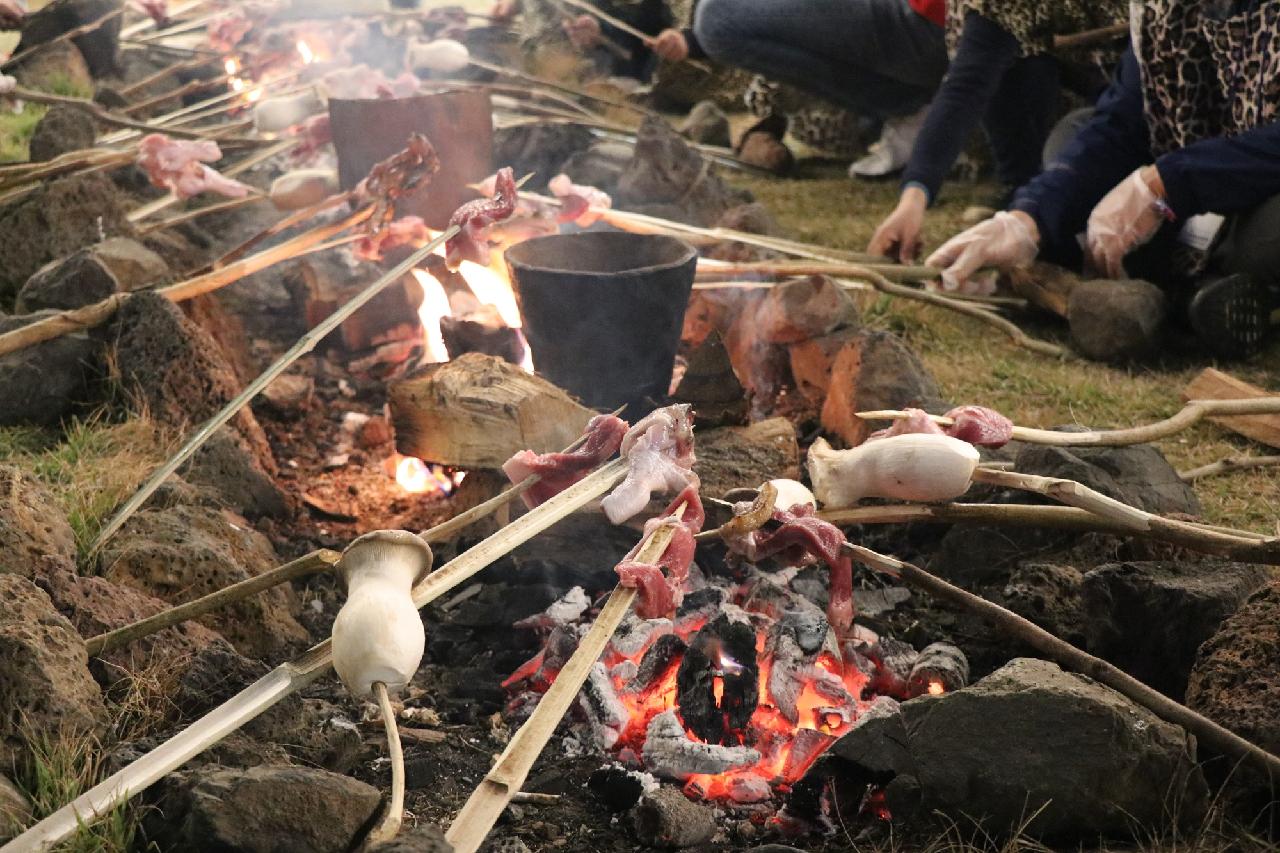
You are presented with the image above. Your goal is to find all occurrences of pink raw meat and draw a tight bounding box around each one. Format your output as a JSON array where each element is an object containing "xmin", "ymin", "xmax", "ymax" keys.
[
  {"xmin": 502, "ymin": 414, "xmax": 629, "ymax": 508},
  {"xmin": 136, "ymin": 134, "xmax": 249, "ymax": 199},
  {"xmin": 943, "ymin": 405, "xmax": 1013, "ymax": 448},
  {"xmin": 615, "ymin": 483, "xmax": 704, "ymax": 618},
  {"xmin": 600, "ymin": 404, "xmax": 696, "ymax": 525},
  {"xmin": 445, "ymin": 167, "xmax": 517, "ymax": 269},
  {"xmin": 548, "ymin": 173, "xmax": 610, "ymax": 227},
  {"xmin": 354, "ymin": 216, "xmax": 429, "ymax": 262}
]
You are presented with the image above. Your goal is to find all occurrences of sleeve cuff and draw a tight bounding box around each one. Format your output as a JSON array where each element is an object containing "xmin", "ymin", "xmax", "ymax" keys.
[
  {"xmin": 900, "ymin": 179, "xmax": 934, "ymax": 206},
  {"xmin": 1153, "ymin": 154, "xmax": 1197, "ymax": 221}
]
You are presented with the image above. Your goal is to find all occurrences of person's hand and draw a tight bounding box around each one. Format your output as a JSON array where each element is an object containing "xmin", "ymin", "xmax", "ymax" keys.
[
  {"xmin": 1085, "ymin": 166, "xmax": 1167, "ymax": 279},
  {"xmin": 868, "ymin": 186, "xmax": 928, "ymax": 263},
  {"xmin": 926, "ymin": 211, "xmax": 1040, "ymax": 293},
  {"xmin": 488, "ymin": 0, "xmax": 517, "ymax": 22},
  {"xmin": 562, "ymin": 14, "xmax": 602, "ymax": 50},
  {"xmin": 652, "ymin": 28, "xmax": 689, "ymax": 62}
]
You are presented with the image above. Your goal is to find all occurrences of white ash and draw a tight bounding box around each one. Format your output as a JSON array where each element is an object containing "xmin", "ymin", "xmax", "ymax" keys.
[
  {"xmin": 609, "ymin": 615, "xmax": 674, "ymax": 658},
  {"xmin": 610, "ymin": 660, "xmax": 639, "ymax": 683},
  {"xmin": 727, "ymin": 774, "xmax": 772, "ymax": 804},
  {"xmin": 400, "ymin": 706, "xmax": 442, "ymax": 726},
  {"xmin": 515, "ymin": 586, "xmax": 590, "ymax": 630},
  {"xmin": 579, "ymin": 662, "xmax": 628, "ymax": 750},
  {"xmin": 642, "ymin": 710, "xmax": 760, "ymax": 780},
  {"xmin": 341, "ymin": 411, "xmax": 370, "ymax": 434}
]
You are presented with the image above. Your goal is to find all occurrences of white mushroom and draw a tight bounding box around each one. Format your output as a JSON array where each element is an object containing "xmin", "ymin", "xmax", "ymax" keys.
[
  {"xmin": 332, "ymin": 529, "xmax": 433, "ymax": 698},
  {"xmin": 407, "ymin": 38, "xmax": 471, "ymax": 73},
  {"xmin": 806, "ymin": 434, "xmax": 980, "ymax": 509},
  {"xmin": 269, "ymin": 168, "xmax": 339, "ymax": 211},
  {"xmin": 252, "ymin": 90, "xmax": 323, "ymax": 133},
  {"xmin": 766, "ymin": 478, "xmax": 816, "ymax": 511}
]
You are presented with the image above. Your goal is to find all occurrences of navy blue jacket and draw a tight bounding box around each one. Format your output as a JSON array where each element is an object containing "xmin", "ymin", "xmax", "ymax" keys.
[{"xmin": 1012, "ymin": 47, "xmax": 1280, "ymax": 266}]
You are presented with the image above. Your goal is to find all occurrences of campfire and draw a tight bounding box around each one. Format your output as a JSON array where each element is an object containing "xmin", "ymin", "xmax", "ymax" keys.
[{"xmin": 1, "ymin": 4, "xmax": 1278, "ymax": 853}]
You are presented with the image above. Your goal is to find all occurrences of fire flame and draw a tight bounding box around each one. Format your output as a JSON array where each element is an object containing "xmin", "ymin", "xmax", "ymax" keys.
[
  {"xmin": 412, "ymin": 269, "xmax": 453, "ymax": 363},
  {"xmin": 392, "ymin": 454, "xmax": 466, "ymax": 495},
  {"xmin": 297, "ymin": 39, "xmax": 315, "ymax": 64}
]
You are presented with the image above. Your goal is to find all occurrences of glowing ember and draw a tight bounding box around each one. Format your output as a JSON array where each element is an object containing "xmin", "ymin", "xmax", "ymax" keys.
[
  {"xmin": 395, "ymin": 455, "xmax": 433, "ymax": 493},
  {"xmin": 297, "ymin": 39, "xmax": 315, "ymax": 64},
  {"xmin": 224, "ymin": 58, "xmax": 238, "ymax": 75},
  {"xmin": 927, "ymin": 680, "xmax": 945, "ymax": 696}
]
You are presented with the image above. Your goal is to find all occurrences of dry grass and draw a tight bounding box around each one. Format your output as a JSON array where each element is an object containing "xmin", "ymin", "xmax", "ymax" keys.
[{"xmin": 728, "ymin": 162, "xmax": 1280, "ymax": 531}]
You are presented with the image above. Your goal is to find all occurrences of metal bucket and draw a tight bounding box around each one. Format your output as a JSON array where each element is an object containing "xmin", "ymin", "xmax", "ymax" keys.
[{"xmin": 505, "ymin": 232, "xmax": 697, "ymax": 414}]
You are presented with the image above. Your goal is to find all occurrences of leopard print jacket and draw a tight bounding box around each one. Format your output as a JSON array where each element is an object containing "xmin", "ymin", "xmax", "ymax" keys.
[
  {"xmin": 1138, "ymin": 0, "xmax": 1280, "ymax": 154},
  {"xmin": 946, "ymin": 0, "xmax": 1128, "ymax": 57}
]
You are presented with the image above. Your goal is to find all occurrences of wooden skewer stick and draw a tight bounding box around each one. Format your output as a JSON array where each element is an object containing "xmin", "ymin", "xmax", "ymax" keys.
[
  {"xmin": 0, "ymin": 202, "xmax": 369, "ymax": 360},
  {"xmin": 124, "ymin": 73, "xmax": 232, "ymax": 116},
  {"xmin": 117, "ymin": 57, "xmax": 213, "ymax": 99},
  {"xmin": 466, "ymin": 56, "xmax": 655, "ymax": 120},
  {"xmin": 695, "ymin": 259, "xmax": 940, "ymax": 283},
  {"xmin": 857, "ymin": 396, "xmax": 1280, "ymax": 447},
  {"xmin": 1179, "ymin": 454, "xmax": 1280, "ymax": 482},
  {"xmin": 120, "ymin": 0, "xmax": 207, "ymax": 37},
  {"xmin": 818, "ymin": 503, "xmax": 1280, "ymax": 563},
  {"xmin": 83, "ymin": 407, "xmax": 627, "ymax": 658},
  {"xmin": 85, "ymin": 550, "xmax": 341, "ymax": 657},
  {"xmin": 3, "ymin": 460, "xmax": 629, "ymax": 853},
  {"xmin": 557, "ymin": 0, "xmax": 655, "ymax": 43},
  {"xmin": 88, "ymin": 228, "xmax": 452, "ymax": 556},
  {"xmin": 126, "ymin": 138, "xmax": 299, "ymax": 223},
  {"xmin": 0, "ymin": 6, "xmax": 124, "ymax": 71},
  {"xmin": 969, "ymin": 468, "xmax": 1152, "ymax": 530},
  {"xmin": 446, "ymin": 512, "xmax": 681, "ymax": 853},
  {"xmin": 841, "ymin": 542, "xmax": 1280, "ymax": 782},
  {"xmin": 136, "ymin": 192, "xmax": 270, "ymax": 235},
  {"xmin": 11, "ymin": 87, "xmax": 235, "ymax": 141}
]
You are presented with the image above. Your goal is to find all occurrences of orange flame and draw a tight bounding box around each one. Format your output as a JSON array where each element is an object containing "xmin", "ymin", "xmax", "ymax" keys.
[{"xmin": 296, "ymin": 39, "xmax": 315, "ymax": 64}]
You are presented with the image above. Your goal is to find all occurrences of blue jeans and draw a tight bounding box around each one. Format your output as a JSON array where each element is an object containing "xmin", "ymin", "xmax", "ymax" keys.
[{"xmin": 693, "ymin": 0, "xmax": 948, "ymax": 119}]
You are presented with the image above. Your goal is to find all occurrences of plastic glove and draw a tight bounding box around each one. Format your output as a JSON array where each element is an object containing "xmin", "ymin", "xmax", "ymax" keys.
[
  {"xmin": 925, "ymin": 211, "xmax": 1039, "ymax": 294},
  {"xmin": 652, "ymin": 28, "xmax": 689, "ymax": 62},
  {"xmin": 489, "ymin": 0, "xmax": 517, "ymax": 22},
  {"xmin": 868, "ymin": 186, "xmax": 928, "ymax": 263},
  {"xmin": 562, "ymin": 14, "xmax": 602, "ymax": 50},
  {"xmin": 1085, "ymin": 168, "xmax": 1164, "ymax": 279}
]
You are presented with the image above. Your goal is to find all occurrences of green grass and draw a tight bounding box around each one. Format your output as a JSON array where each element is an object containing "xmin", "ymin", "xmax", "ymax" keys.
[
  {"xmin": 0, "ymin": 413, "xmax": 173, "ymax": 565},
  {"xmin": 727, "ymin": 161, "xmax": 1280, "ymax": 531},
  {"xmin": 0, "ymin": 103, "xmax": 48, "ymax": 162}
]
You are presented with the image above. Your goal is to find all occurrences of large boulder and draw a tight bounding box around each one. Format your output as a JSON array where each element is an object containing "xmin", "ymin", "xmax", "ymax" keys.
[
  {"xmin": 615, "ymin": 116, "xmax": 750, "ymax": 226},
  {"xmin": 0, "ymin": 312, "xmax": 100, "ymax": 427},
  {"xmin": 149, "ymin": 765, "xmax": 381, "ymax": 853},
  {"xmin": 100, "ymin": 504, "xmax": 306, "ymax": 658},
  {"xmin": 90, "ymin": 237, "xmax": 170, "ymax": 290},
  {"xmin": 28, "ymin": 105, "xmax": 96, "ymax": 163},
  {"xmin": 0, "ymin": 466, "xmax": 76, "ymax": 576},
  {"xmin": 1082, "ymin": 560, "xmax": 1272, "ymax": 698},
  {"xmin": 0, "ymin": 173, "xmax": 133, "ymax": 302},
  {"xmin": 0, "ymin": 575, "xmax": 106, "ymax": 772},
  {"xmin": 16, "ymin": 0, "xmax": 122, "ymax": 78},
  {"xmin": 828, "ymin": 658, "xmax": 1208, "ymax": 839},
  {"xmin": 694, "ymin": 417, "xmax": 800, "ymax": 500},
  {"xmin": 820, "ymin": 329, "xmax": 944, "ymax": 447},
  {"xmin": 15, "ymin": 249, "xmax": 121, "ymax": 313}
]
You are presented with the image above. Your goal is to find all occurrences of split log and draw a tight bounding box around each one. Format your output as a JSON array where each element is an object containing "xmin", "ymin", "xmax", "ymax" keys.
[
  {"xmin": 1182, "ymin": 368, "xmax": 1280, "ymax": 449},
  {"xmin": 294, "ymin": 256, "xmax": 421, "ymax": 353},
  {"xmin": 389, "ymin": 353, "xmax": 594, "ymax": 469}
]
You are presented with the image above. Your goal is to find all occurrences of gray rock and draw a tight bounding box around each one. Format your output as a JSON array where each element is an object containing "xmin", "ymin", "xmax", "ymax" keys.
[
  {"xmin": 821, "ymin": 329, "xmax": 946, "ymax": 447},
  {"xmin": 829, "ymin": 658, "xmax": 1208, "ymax": 839},
  {"xmin": 1068, "ymin": 279, "xmax": 1166, "ymax": 362},
  {"xmin": 368, "ymin": 822, "xmax": 452, "ymax": 852},
  {"xmin": 16, "ymin": 0, "xmax": 121, "ymax": 78},
  {"xmin": 15, "ymin": 249, "xmax": 121, "ymax": 312},
  {"xmin": 28, "ymin": 105, "xmax": 96, "ymax": 163},
  {"xmin": 491, "ymin": 121, "xmax": 593, "ymax": 192},
  {"xmin": 677, "ymin": 100, "xmax": 731, "ymax": 148},
  {"xmin": 0, "ymin": 773, "xmax": 32, "ymax": 841},
  {"xmin": 11, "ymin": 39, "xmax": 91, "ymax": 95},
  {"xmin": 188, "ymin": 430, "xmax": 289, "ymax": 519},
  {"xmin": 0, "ymin": 465, "xmax": 76, "ymax": 576},
  {"xmin": 1082, "ymin": 560, "xmax": 1271, "ymax": 698},
  {"xmin": 100, "ymin": 504, "xmax": 305, "ymax": 659},
  {"xmin": 616, "ymin": 116, "xmax": 750, "ymax": 226},
  {"xmin": 91, "ymin": 237, "xmax": 170, "ymax": 290},
  {"xmin": 756, "ymin": 275, "xmax": 857, "ymax": 344},
  {"xmin": 0, "ymin": 172, "xmax": 133, "ymax": 302},
  {"xmin": 152, "ymin": 765, "xmax": 381, "ymax": 853},
  {"xmin": 694, "ymin": 417, "xmax": 800, "ymax": 500},
  {"xmin": 0, "ymin": 312, "xmax": 100, "ymax": 427},
  {"xmin": 0, "ymin": 575, "xmax": 106, "ymax": 772},
  {"xmin": 1001, "ymin": 562, "xmax": 1085, "ymax": 645},
  {"xmin": 1014, "ymin": 441, "xmax": 1201, "ymax": 516},
  {"xmin": 559, "ymin": 141, "xmax": 632, "ymax": 192},
  {"xmin": 632, "ymin": 786, "xmax": 717, "ymax": 848}
]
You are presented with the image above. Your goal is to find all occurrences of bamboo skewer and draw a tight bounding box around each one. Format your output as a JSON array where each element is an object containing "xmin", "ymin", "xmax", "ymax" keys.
[
  {"xmin": 136, "ymin": 192, "xmax": 270, "ymax": 234},
  {"xmin": 87, "ymin": 226, "xmax": 449, "ymax": 556},
  {"xmin": 120, "ymin": 0, "xmax": 207, "ymax": 37},
  {"xmin": 446, "ymin": 511, "xmax": 681, "ymax": 853},
  {"xmin": 466, "ymin": 56, "xmax": 654, "ymax": 120},
  {"xmin": 3, "ymin": 460, "xmax": 629, "ymax": 853},
  {"xmin": 117, "ymin": 57, "xmax": 212, "ymax": 99},
  {"xmin": 83, "ymin": 407, "xmax": 627, "ymax": 658},
  {"xmin": 557, "ymin": 0, "xmax": 656, "ymax": 44},
  {"xmin": 857, "ymin": 397, "xmax": 1280, "ymax": 447},
  {"xmin": 1180, "ymin": 454, "xmax": 1280, "ymax": 481},
  {"xmin": 126, "ymin": 138, "xmax": 299, "ymax": 223},
  {"xmin": 841, "ymin": 543, "xmax": 1280, "ymax": 782},
  {"xmin": 970, "ymin": 468, "xmax": 1152, "ymax": 530},
  {"xmin": 0, "ymin": 203, "xmax": 370, "ymax": 360},
  {"xmin": 10, "ymin": 87, "xmax": 236, "ymax": 141}
]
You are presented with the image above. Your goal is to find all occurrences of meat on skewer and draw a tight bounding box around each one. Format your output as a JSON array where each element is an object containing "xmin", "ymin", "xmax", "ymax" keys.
[
  {"xmin": 600, "ymin": 404, "xmax": 696, "ymax": 525},
  {"xmin": 615, "ymin": 482, "xmax": 704, "ymax": 618},
  {"xmin": 502, "ymin": 414, "xmax": 630, "ymax": 508},
  {"xmin": 136, "ymin": 134, "xmax": 250, "ymax": 200},
  {"xmin": 868, "ymin": 405, "xmax": 1013, "ymax": 448},
  {"xmin": 445, "ymin": 166, "xmax": 518, "ymax": 269}
]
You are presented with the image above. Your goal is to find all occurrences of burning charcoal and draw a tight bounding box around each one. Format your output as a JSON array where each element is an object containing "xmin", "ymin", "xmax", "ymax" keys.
[
  {"xmin": 625, "ymin": 634, "xmax": 687, "ymax": 695},
  {"xmin": 784, "ymin": 729, "xmax": 836, "ymax": 780},
  {"xmin": 726, "ymin": 773, "xmax": 772, "ymax": 804},
  {"xmin": 439, "ymin": 306, "xmax": 527, "ymax": 366},
  {"xmin": 905, "ymin": 642, "xmax": 969, "ymax": 698},
  {"xmin": 632, "ymin": 787, "xmax": 717, "ymax": 849},
  {"xmin": 766, "ymin": 632, "xmax": 808, "ymax": 725},
  {"xmin": 580, "ymin": 662, "xmax": 629, "ymax": 749},
  {"xmin": 778, "ymin": 607, "xmax": 830, "ymax": 657},
  {"xmin": 588, "ymin": 765, "xmax": 655, "ymax": 812},
  {"xmin": 862, "ymin": 636, "xmax": 919, "ymax": 700},
  {"xmin": 642, "ymin": 710, "xmax": 760, "ymax": 780},
  {"xmin": 514, "ymin": 586, "xmax": 590, "ymax": 632},
  {"xmin": 502, "ymin": 624, "xmax": 580, "ymax": 692},
  {"xmin": 609, "ymin": 616, "xmax": 674, "ymax": 660},
  {"xmin": 611, "ymin": 660, "xmax": 639, "ymax": 683},
  {"xmin": 676, "ymin": 615, "xmax": 759, "ymax": 745}
]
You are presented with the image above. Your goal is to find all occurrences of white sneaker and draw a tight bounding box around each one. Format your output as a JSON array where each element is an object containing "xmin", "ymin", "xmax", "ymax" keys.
[{"xmin": 848, "ymin": 103, "xmax": 931, "ymax": 179}]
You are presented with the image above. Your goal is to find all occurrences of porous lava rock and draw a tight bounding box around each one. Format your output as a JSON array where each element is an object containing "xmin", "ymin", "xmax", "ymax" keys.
[
  {"xmin": 0, "ymin": 312, "xmax": 100, "ymax": 427},
  {"xmin": 0, "ymin": 465, "xmax": 76, "ymax": 576},
  {"xmin": 694, "ymin": 417, "xmax": 800, "ymax": 499},
  {"xmin": 15, "ymin": 249, "xmax": 121, "ymax": 313},
  {"xmin": 821, "ymin": 329, "xmax": 945, "ymax": 447},
  {"xmin": 16, "ymin": 0, "xmax": 122, "ymax": 78},
  {"xmin": 28, "ymin": 105, "xmax": 96, "ymax": 163}
]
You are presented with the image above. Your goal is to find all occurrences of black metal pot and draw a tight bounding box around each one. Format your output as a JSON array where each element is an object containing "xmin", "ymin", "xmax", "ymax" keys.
[{"xmin": 505, "ymin": 232, "xmax": 697, "ymax": 414}]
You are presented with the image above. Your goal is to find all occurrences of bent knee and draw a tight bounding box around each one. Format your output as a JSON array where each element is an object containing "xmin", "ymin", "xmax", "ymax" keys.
[{"xmin": 693, "ymin": 0, "xmax": 752, "ymax": 60}]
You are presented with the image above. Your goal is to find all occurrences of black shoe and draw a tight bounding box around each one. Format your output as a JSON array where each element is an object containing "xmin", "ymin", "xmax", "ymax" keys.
[{"xmin": 1187, "ymin": 274, "xmax": 1274, "ymax": 359}]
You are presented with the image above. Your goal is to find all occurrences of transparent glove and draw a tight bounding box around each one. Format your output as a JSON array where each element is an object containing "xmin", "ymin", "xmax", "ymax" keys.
[
  {"xmin": 1085, "ymin": 169, "xmax": 1164, "ymax": 279},
  {"xmin": 925, "ymin": 211, "xmax": 1039, "ymax": 294},
  {"xmin": 562, "ymin": 14, "xmax": 601, "ymax": 50},
  {"xmin": 489, "ymin": 0, "xmax": 518, "ymax": 22},
  {"xmin": 652, "ymin": 29, "xmax": 689, "ymax": 62}
]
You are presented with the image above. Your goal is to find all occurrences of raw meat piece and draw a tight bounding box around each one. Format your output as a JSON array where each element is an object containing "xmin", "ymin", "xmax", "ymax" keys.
[
  {"xmin": 132, "ymin": 0, "xmax": 168, "ymax": 26},
  {"xmin": 0, "ymin": 74, "xmax": 15, "ymax": 95},
  {"xmin": 943, "ymin": 405, "xmax": 1013, "ymax": 448},
  {"xmin": 445, "ymin": 166, "xmax": 517, "ymax": 269},
  {"xmin": 136, "ymin": 134, "xmax": 250, "ymax": 199},
  {"xmin": 548, "ymin": 173, "xmax": 611, "ymax": 227},
  {"xmin": 209, "ymin": 10, "xmax": 252, "ymax": 51},
  {"xmin": 354, "ymin": 215, "xmax": 428, "ymax": 262},
  {"xmin": 290, "ymin": 114, "xmax": 332, "ymax": 159},
  {"xmin": 320, "ymin": 65, "xmax": 419, "ymax": 101},
  {"xmin": 615, "ymin": 483, "xmax": 704, "ymax": 618},
  {"xmin": 867, "ymin": 408, "xmax": 943, "ymax": 441},
  {"xmin": 724, "ymin": 503, "xmax": 854, "ymax": 632},
  {"xmin": 601, "ymin": 404, "xmax": 696, "ymax": 525},
  {"xmin": 501, "ymin": 413, "xmax": 629, "ymax": 508}
]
